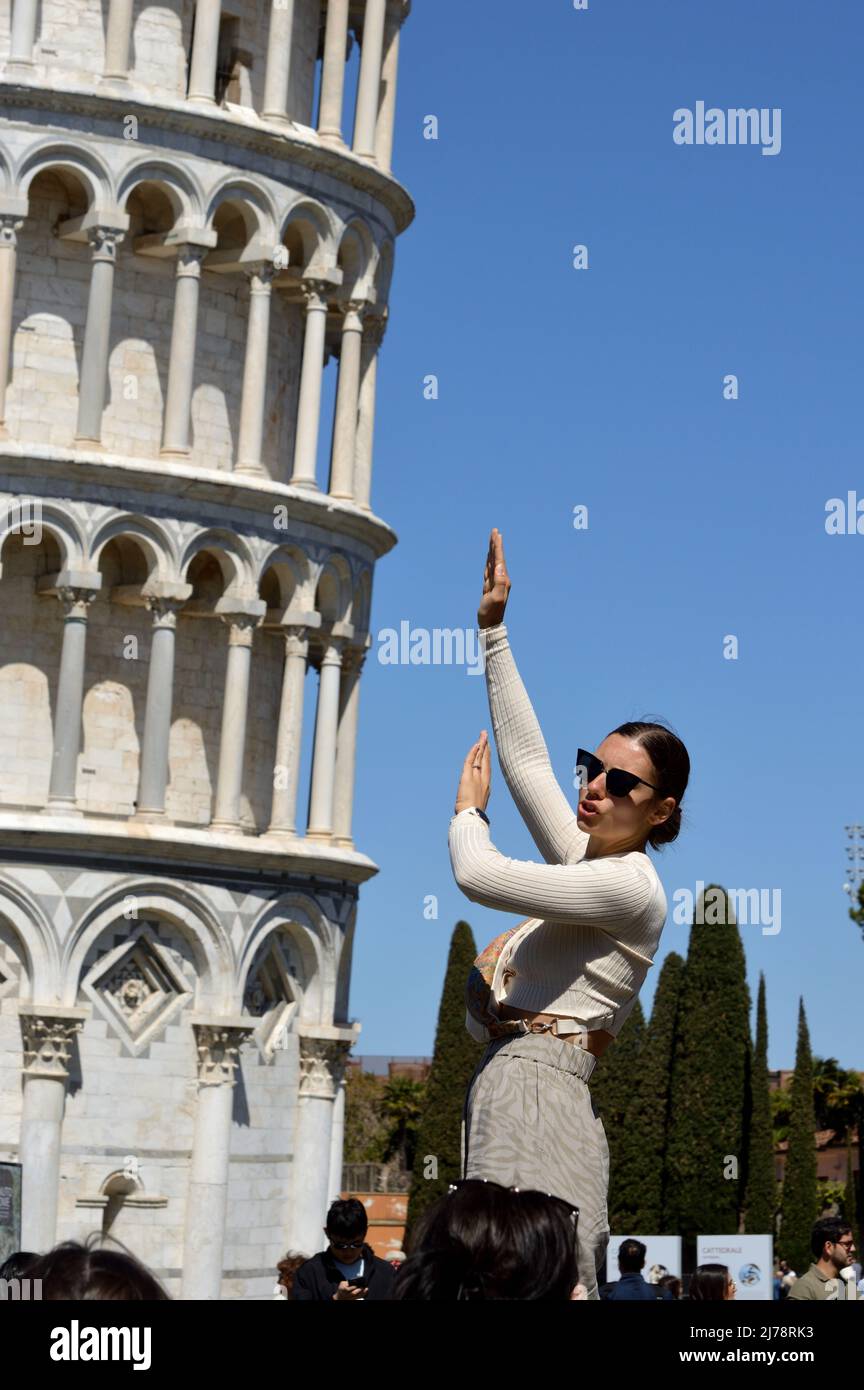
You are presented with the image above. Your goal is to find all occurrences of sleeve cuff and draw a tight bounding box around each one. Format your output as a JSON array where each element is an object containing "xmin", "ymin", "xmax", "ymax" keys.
[{"xmin": 449, "ymin": 806, "xmax": 490, "ymax": 827}]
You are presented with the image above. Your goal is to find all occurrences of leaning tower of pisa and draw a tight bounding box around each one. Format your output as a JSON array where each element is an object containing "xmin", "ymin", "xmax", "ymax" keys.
[{"xmin": 0, "ymin": 0, "xmax": 412, "ymax": 1299}]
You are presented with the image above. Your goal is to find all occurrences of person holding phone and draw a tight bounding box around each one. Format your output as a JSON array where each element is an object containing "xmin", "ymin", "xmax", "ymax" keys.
[
  {"xmin": 449, "ymin": 529, "xmax": 690, "ymax": 1300},
  {"xmin": 290, "ymin": 1198, "xmax": 396, "ymax": 1301}
]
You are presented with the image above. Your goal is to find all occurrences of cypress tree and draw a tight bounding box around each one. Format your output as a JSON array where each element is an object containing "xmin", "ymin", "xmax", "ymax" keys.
[
  {"xmin": 844, "ymin": 1137, "xmax": 860, "ymax": 1255},
  {"xmin": 744, "ymin": 973, "xmax": 777, "ymax": 1236},
  {"xmin": 778, "ymin": 999, "xmax": 818, "ymax": 1273},
  {"xmin": 406, "ymin": 920, "xmax": 483, "ymax": 1234},
  {"xmin": 590, "ymin": 1000, "xmax": 646, "ymax": 1232},
  {"xmin": 664, "ymin": 885, "xmax": 752, "ymax": 1241},
  {"xmin": 638, "ymin": 951, "xmax": 686, "ymax": 1232}
]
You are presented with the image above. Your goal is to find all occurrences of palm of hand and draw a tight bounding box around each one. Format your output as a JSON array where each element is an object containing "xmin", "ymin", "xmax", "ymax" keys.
[{"xmin": 478, "ymin": 528, "xmax": 510, "ymax": 628}]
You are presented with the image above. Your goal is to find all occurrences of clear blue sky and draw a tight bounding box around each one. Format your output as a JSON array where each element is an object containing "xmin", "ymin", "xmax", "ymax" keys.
[{"xmin": 347, "ymin": 0, "xmax": 863, "ymax": 1071}]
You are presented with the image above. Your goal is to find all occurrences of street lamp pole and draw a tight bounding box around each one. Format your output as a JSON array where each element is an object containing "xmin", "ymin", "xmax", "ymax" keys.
[{"xmin": 842, "ymin": 823, "xmax": 864, "ymax": 941}]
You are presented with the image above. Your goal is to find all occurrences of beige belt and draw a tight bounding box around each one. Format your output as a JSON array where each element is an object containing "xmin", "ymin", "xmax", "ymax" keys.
[{"xmin": 516, "ymin": 1016, "xmax": 589, "ymax": 1050}]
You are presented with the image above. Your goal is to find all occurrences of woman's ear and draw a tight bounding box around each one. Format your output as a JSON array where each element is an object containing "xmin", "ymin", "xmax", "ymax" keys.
[{"xmin": 650, "ymin": 796, "xmax": 676, "ymax": 827}]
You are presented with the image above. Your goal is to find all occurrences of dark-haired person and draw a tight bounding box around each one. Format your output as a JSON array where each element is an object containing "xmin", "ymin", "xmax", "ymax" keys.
[
  {"xmin": 395, "ymin": 1178, "xmax": 584, "ymax": 1301},
  {"xmin": 291, "ymin": 1198, "xmax": 395, "ymax": 1301},
  {"xmin": 787, "ymin": 1217, "xmax": 861, "ymax": 1301},
  {"xmin": 601, "ymin": 1238, "xmax": 674, "ymax": 1300},
  {"xmin": 449, "ymin": 528, "xmax": 690, "ymax": 1302},
  {"xmin": 0, "ymin": 1251, "xmax": 39, "ymax": 1282},
  {"xmin": 27, "ymin": 1235, "xmax": 169, "ymax": 1299},
  {"xmin": 687, "ymin": 1264, "xmax": 735, "ymax": 1300}
]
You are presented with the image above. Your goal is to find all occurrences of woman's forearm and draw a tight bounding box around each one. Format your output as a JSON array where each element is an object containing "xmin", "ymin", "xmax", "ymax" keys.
[{"xmin": 482, "ymin": 623, "xmax": 588, "ymax": 865}]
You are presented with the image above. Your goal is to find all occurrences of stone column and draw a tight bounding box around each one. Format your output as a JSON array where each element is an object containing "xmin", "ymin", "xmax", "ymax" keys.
[
  {"xmin": 210, "ymin": 611, "xmax": 262, "ymax": 832},
  {"xmin": 135, "ymin": 592, "xmax": 190, "ymax": 819},
  {"xmin": 306, "ymin": 632, "xmax": 344, "ymax": 838},
  {"xmin": 103, "ymin": 0, "xmax": 135, "ymax": 77},
  {"xmin": 161, "ymin": 244, "xmax": 208, "ymax": 457},
  {"xmin": 235, "ymin": 263, "xmax": 276, "ymax": 476},
  {"xmin": 291, "ymin": 1032, "xmax": 354, "ymax": 1253},
  {"xmin": 354, "ymin": 310, "xmax": 386, "ymax": 511},
  {"xmin": 75, "ymin": 226, "xmax": 124, "ymax": 444},
  {"xmin": 187, "ymin": 0, "xmax": 222, "ymax": 104},
  {"xmin": 328, "ymin": 300, "xmax": 365, "ymax": 500},
  {"xmin": 327, "ymin": 1070, "xmax": 347, "ymax": 1206},
  {"xmin": 352, "ymin": 0, "xmax": 388, "ymax": 160},
  {"xmin": 0, "ymin": 214, "xmax": 23, "ymax": 429},
  {"xmin": 18, "ymin": 1006, "xmax": 90, "ymax": 1251},
  {"xmin": 9, "ymin": 0, "xmax": 39, "ymax": 65},
  {"xmin": 332, "ymin": 641, "xmax": 368, "ymax": 847},
  {"xmin": 181, "ymin": 1021, "xmax": 254, "ymax": 1301},
  {"xmin": 268, "ymin": 623, "xmax": 310, "ymax": 834},
  {"xmin": 374, "ymin": 2, "xmax": 407, "ymax": 173},
  {"xmin": 290, "ymin": 279, "xmax": 330, "ymax": 489},
  {"xmin": 262, "ymin": 0, "xmax": 296, "ymax": 121},
  {"xmin": 47, "ymin": 583, "xmax": 101, "ymax": 812},
  {"xmin": 317, "ymin": 0, "xmax": 350, "ymax": 145}
]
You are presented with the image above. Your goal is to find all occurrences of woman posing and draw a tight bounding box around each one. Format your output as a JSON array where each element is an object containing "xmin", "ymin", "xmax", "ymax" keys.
[{"xmin": 448, "ymin": 528, "xmax": 690, "ymax": 1301}]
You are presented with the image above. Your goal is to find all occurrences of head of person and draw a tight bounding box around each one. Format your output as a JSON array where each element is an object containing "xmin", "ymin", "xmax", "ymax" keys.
[
  {"xmin": 576, "ymin": 722, "xmax": 690, "ymax": 855},
  {"xmin": 276, "ymin": 1251, "xmax": 307, "ymax": 1294},
  {"xmin": 689, "ymin": 1263, "xmax": 734, "ymax": 1301},
  {"xmin": 27, "ymin": 1236, "xmax": 169, "ymax": 1299},
  {"xmin": 324, "ymin": 1198, "xmax": 368, "ymax": 1262},
  {"xmin": 394, "ymin": 1179, "xmax": 579, "ymax": 1301},
  {"xmin": 811, "ymin": 1217, "xmax": 856, "ymax": 1272},
  {"xmin": 659, "ymin": 1273, "xmax": 682, "ymax": 1300},
  {"xmin": 0, "ymin": 1251, "xmax": 40, "ymax": 1282},
  {"xmin": 617, "ymin": 1238, "xmax": 647, "ymax": 1275}
]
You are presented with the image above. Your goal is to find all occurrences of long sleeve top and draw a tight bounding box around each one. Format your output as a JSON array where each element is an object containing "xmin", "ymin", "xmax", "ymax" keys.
[{"xmin": 448, "ymin": 622, "xmax": 668, "ymax": 1036}]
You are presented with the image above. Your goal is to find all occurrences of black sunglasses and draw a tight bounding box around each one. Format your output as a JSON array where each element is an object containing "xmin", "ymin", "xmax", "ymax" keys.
[
  {"xmin": 327, "ymin": 1235, "xmax": 365, "ymax": 1250},
  {"xmin": 575, "ymin": 748, "xmax": 664, "ymax": 799}
]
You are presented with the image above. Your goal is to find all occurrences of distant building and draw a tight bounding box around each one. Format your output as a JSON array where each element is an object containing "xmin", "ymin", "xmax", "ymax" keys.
[{"xmin": 768, "ymin": 1070, "xmax": 861, "ymax": 1188}]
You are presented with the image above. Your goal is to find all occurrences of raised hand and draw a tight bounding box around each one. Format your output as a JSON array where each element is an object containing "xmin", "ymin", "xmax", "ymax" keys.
[
  {"xmin": 477, "ymin": 526, "xmax": 511, "ymax": 630},
  {"xmin": 455, "ymin": 730, "xmax": 491, "ymax": 814}
]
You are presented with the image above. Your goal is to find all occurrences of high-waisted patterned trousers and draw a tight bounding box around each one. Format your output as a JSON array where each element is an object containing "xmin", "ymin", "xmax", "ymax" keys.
[{"xmin": 461, "ymin": 1030, "xmax": 610, "ymax": 1301}]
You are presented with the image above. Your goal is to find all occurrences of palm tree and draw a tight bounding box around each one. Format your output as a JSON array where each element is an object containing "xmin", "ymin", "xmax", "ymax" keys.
[
  {"xmin": 811, "ymin": 1058, "xmax": 863, "ymax": 1139},
  {"xmin": 380, "ymin": 1076, "xmax": 426, "ymax": 1173}
]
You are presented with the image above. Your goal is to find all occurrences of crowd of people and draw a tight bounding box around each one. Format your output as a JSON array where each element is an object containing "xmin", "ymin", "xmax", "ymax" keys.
[
  {"xmin": 2, "ymin": 1194, "xmax": 860, "ymax": 1302},
  {"xmin": 278, "ymin": 1200, "xmax": 863, "ymax": 1302}
]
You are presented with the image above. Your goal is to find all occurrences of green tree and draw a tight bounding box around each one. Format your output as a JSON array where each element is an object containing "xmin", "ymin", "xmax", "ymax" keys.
[
  {"xmin": 344, "ymin": 1069, "xmax": 388, "ymax": 1163},
  {"xmin": 812, "ymin": 1057, "xmax": 864, "ymax": 1139},
  {"xmin": 778, "ymin": 999, "xmax": 818, "ymax": 1272},
  {"xmin": 590, "ymin": 1000, "xmax": 646, "ymax": 1232},
  {"xmin": 380, "ymin": 1075, "xmax": 425, "ymax": 1172},
  {"xmin": 406, "ymin": 920, "xmax": 483, "ymax": 1234},
  {"xmin": 744, "ymin": 973, "xmax": 777, "ymax": 1236},
  {"xmin": 844, "ymin": 1136, "xmax": 861, "ymax": 1257},
  {"xmin": 664, "ymin": 885, "xmax": 752, "ymax": 1240},
  {"xmin": 640, "ymin": 952, "xmax": 686, "ymax": 1232}
]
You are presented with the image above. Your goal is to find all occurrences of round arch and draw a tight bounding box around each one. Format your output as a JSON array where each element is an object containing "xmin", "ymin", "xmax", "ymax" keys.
[
  {"xmin": 0, "ymin": 876, "xmax": 63, "ymax": 1000},
  {"xmin": 16, "ymin": 141, "xmax": 113, "ymax": 206},
  {"xmin": 62, "ymin": 881, "xmax": 234, "ymax": 1010},
  {"xmin": 90, "ymin": 513, "xmax": 177, "ymax": 583},
  {"xmin": 238, "ymin": 895, "xmax": 333, "ymax": 1022}
]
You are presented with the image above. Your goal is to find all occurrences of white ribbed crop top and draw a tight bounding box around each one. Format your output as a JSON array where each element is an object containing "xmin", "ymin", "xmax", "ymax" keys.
[{"xmin": 447, "ymin": 622, "xmax": 668, "ymax": 1037}]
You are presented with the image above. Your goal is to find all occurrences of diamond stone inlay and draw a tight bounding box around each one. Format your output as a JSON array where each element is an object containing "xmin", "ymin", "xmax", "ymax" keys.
[{"xmin": 84, "ymin": 928, "xmax": 191, "ymax": 1053}]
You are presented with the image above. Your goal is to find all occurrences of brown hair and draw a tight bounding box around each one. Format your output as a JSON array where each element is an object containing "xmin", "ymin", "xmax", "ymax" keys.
[
  {"xmin": 610, "ymin": 720, "xmax": 690, "ymax": 851},
  {"xmin": 27, "ymin": 1235, "xmax": 170, "ymax": 1300}
]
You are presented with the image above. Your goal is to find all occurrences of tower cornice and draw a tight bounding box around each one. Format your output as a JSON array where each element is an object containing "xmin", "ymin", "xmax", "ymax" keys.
[{"xmin": 0, "ymin": 79, "xmax": 416, "ymax": 235}]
